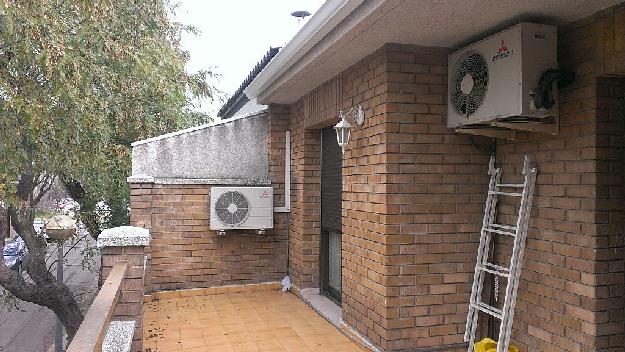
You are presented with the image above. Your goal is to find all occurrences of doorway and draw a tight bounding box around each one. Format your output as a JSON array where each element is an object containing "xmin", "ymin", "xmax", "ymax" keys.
[{"xmin": 320, "ymin": 127, "xmax": 342, "ymax": 304}]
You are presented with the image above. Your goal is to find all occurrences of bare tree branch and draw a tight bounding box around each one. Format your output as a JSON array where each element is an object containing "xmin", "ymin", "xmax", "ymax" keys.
[{"xmin": 32, "ymin": 174, "xmax": 56, "ymax": 206}]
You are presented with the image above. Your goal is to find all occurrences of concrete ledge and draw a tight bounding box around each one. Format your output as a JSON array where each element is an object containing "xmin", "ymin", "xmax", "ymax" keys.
[
  {"xmin": 97, "ymin": 226, "xmax": 150, "ymax": 248},
  {"xmin": 126, "ymin": 176, "xmax": 271, "ymax": 186},
  {"xmin": 67, "ymin": 262, "xmax": 128, "ymax": 352},
  {"xmin": 340, "ymin": 321, "xmax": 383, "ymax": 352},
  {"xmin": 299, "ymin": 288, "xmax": 341, "ymax": 327},
  {"xmin": 102, "ymin": 320, "xmax": 135, "ymax": 352}
]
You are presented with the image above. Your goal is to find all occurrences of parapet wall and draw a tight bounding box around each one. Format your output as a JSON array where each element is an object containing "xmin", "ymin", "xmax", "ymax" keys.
[{"xmin": 131, "ymin": 111, "xmax": 269, "ymax": 180}]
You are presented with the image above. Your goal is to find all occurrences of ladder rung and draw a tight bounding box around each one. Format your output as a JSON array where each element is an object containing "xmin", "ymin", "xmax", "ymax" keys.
[
  {"xmin": 496, "ymin": 183, "xmax": 525, "ymax": 188},
  {"xmin": 489, "ymin": 190, "xmax": 523, "ymax": 197},
  {"xmin": 478, "ymin": 263, "xmax": 510, "ymax": 277},
  {"xmin": 483, "ymin": 227, "xmax": 516, "ymax": 237},
  {"xmin": 471, "ymin": 302, "xmax": 503, "ymax": 319},
  {"xmin": 490, "ymin": 223, "xmax": 517, "ymax": 232}
]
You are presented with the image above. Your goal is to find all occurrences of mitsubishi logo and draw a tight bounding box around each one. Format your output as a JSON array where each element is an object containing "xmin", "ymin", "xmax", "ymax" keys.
[
  {"xmin": 492, "ymin": 38, "xmax": 514, "ymax": 62},
  {"xmin": 498, "ymin": 40, "xmax": 508, "ymax": 54}
]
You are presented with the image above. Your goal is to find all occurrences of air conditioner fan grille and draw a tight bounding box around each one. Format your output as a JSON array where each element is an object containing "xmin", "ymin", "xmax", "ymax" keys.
[
  {"xmin": 450, "ymin": 52, "xmax": 489, "ymax": 117},
  {"xmin": 215, "ymin": 191, "xmax": 250, "ymax": 226}
]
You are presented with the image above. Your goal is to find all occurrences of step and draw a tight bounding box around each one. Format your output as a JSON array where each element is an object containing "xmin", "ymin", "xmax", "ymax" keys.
[
  {"xmin": 471, "ymin": 301, "xmax": 503, "ymax": 319},
  {"xmin": 489, "ymin": 190, "xmax": 523, "ymax": 197},
  {"xmin": 478, "ymin": 262, "xmax": 510, "ymax": 277},
  {"xmin": 482, "ymin": 227, "xmax": 516, "ymax": 237},
  {"xmin": 490, "ymin": 223, "xmax": 517, "ymax": 232},
  {"xmin": 496, "ymin": 183, "xmax": 525, "ymax": 188}
]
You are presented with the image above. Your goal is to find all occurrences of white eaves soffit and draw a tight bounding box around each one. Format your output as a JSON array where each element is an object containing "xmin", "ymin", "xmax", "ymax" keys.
[{"xmin": 245, "ymin": 0, "xmax": 623, "ymax": 105}]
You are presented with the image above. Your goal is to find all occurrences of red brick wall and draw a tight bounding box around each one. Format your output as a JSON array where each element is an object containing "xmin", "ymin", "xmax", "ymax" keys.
[{"xmin": 129, "ymin": 183, "xmax": 287, "ymax": 292}]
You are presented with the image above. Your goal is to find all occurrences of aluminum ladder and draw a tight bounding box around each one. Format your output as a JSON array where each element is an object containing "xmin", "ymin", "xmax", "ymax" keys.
[{"xmin": 464, "ymin": 155, "xmax": 537, "ymax": 352}]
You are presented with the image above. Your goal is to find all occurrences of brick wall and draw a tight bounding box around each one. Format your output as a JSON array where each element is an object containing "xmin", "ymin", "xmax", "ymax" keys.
[
  {"xmin": 100, "ymin": 246, "xmax": 148, "ymax": 352},
  {"xmin": 378, "ymin": 44, "xmax": 489, "ymax": 351},
  {"xmin": 288, "ymin": 73, "xmax": 351, "ymax": 290},
  {"xmin": 270, "ymin": 5, "xmax": 625, "ymax": 348},
  {"xmin": 334, "ymin": 49, "xmax": 391, "ymax": 348},
  {"xmin": 129, "ymin": 183, "xmax": 287, "ymax": 292},
  {"xmin": 489, "ymin": 6, "xmax": 625, "ymax": 352},
  {"xmin": 127, "ymin": 3, "xmax": 624, "ymax": 352},
  {"xmin": 594, "ymin": 76, "xmax": 625, "ymax": 351},
  {"xmin": 274, "ymin": 44, "xmax": 489, "ymax": 351}
]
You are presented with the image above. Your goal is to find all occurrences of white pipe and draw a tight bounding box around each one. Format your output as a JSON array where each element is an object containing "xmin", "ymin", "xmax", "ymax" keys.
[{"xmin": 274, "ymin": 130, "xmax": 291, "ymax": 213}]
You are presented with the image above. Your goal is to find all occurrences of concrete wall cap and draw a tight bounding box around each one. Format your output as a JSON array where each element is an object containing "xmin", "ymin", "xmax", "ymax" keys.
[
  {"xmin": 102, "ymin": 320, "xmax": 135, "ymax": 352},
  {"xmin": 131, "ymin": 109, "xmax": 268, "ymax": 147},
  {"xmin": 97, "ymin": 226, "xmax": 150, "ymax": 248},
  {"xmin": 126, "ymin": 177, "xmax": 270, "ymax": 186},
  {"xmin": 126, "ymin": 175, "xmax": 155, "ymax": 183}
]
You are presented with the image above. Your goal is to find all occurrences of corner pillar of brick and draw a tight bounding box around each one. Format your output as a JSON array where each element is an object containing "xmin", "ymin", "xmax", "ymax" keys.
[{"xmin": 97, "ymin": 226, "xmax": 150, "ymax": 352}]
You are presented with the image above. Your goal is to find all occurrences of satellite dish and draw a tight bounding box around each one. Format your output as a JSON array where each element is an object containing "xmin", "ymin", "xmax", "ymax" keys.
[{"xmin": 291, "ymin": 10, "xmax": 311, "ymax": 20}]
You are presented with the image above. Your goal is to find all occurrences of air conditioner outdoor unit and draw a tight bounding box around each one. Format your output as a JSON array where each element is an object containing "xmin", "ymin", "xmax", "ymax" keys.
[
  {"xmin": 447, "ymin": 23, "xmax": 557, "ymax": 129},
  {"xmin": 210, "ymin": 187, "xmax": 273, "ymax": 231}
]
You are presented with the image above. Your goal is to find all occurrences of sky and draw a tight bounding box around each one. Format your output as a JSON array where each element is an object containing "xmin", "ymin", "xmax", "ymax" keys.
[{"xmin": 175, "ymin": 0, "xmax": 326, "ymax": 116}]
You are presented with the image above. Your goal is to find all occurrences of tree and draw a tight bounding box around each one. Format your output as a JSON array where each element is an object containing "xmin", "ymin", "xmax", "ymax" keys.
[{"xmin": 0, "ymin": 0, "xmax": 215, "ymax": 340}]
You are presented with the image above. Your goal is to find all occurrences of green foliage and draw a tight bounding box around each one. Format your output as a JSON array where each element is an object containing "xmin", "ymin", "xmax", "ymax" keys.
[{"xmin": 0, "ymin": 0, "xmax": 215, "ymax": 229}]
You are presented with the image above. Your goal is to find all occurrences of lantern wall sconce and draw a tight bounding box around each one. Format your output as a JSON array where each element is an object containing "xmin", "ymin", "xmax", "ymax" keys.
[{"xmin": 333, "ymin": 105, "xmax": 364, "ymax": 154}]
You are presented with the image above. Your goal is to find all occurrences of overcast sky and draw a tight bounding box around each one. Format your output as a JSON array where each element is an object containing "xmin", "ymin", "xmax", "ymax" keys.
[{"xmin": 176, "ymin": 0, "xmax": 326, "ymax": 116}]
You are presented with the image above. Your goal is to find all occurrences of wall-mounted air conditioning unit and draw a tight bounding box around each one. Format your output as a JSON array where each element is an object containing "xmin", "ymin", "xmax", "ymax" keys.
[
  {"xmin": 210, "ymin": 187, "xmax": 273, "ymax": 231},
  {"xmin": 447, "ymin": 23, "xmax": 558, "ymax": 133}
]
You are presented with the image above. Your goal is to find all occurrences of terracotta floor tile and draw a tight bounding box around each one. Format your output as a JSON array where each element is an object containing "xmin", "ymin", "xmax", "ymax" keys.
[{"xmin": 143, "ymin": 290, "xmax": 365, "ymax": 352}]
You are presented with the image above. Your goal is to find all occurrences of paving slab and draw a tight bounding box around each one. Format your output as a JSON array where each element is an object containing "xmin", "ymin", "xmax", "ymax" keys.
[{"xmin": 143, "ymin": 289, "xmax": 365, "ymax": 352}]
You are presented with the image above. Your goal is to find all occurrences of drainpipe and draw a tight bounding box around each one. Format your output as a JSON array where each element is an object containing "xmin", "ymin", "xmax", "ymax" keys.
[
  {"xmin": 274, "ymin": 130, "xmax": 291, "ymax": 213},
  {"xmin": 274, "ymin": 130, "xmax": 292, "ymax": 292}
]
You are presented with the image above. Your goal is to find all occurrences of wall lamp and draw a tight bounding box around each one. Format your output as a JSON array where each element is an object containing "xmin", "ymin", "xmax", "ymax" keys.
[{"xmin": 333, "ymin": 105, "xmax": 364, "ymax": 154}]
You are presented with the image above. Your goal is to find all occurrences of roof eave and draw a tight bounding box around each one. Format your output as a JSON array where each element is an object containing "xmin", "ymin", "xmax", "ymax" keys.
[{"xmin": 243, "ymin": 0, "xmax": 365, "ymax": 103}]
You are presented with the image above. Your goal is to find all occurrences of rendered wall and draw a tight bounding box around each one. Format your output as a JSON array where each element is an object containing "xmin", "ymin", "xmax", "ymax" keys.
[{"xmin": 131, "ymin": 111, "xmax": 269, "ymax": 180}]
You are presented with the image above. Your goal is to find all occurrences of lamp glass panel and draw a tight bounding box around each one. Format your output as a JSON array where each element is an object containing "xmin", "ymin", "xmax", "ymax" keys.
[
  {"xmin": 342, "ymin": 127, "xmax": 350, "ymax": 147},
  {"xmin": 335, "ymin": 127, "xmax": 343, "ymax": 145}
]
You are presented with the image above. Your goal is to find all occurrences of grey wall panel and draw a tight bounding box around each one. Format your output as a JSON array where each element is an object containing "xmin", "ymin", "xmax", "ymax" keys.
[{"xmin": 131, "ymin": 112, "xmax": 269, "ymax": 180}]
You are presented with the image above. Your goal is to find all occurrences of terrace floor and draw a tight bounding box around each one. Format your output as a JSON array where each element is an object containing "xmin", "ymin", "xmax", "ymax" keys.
[{"xmin": 142, "ymin": 288, "xmax": 365, "ymax": 352}]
